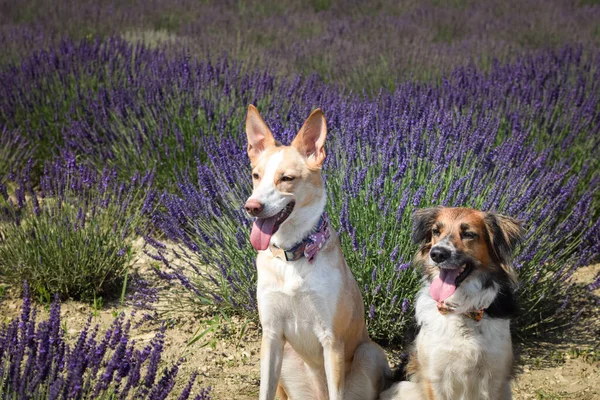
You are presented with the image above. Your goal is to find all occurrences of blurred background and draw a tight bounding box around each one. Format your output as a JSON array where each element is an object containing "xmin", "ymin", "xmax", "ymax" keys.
[{"xmin": 2, "ymin": 0, "xmax": 599, "ymax": 91}]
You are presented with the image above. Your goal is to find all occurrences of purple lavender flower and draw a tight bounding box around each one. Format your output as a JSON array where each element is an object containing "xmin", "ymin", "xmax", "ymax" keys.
[
  {"xmin": 401, "ymin": 298, "xmax": 410, "ymax": 314},
  {"xmin": 0, "ymin": 31, "xmax": 598, "ymax": 344},
  {"xmin": 0, "ymin": 284, "xmax": 210, "ymax": 399}
]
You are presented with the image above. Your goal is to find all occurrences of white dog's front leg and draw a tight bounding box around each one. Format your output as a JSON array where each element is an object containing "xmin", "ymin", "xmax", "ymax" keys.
[
  {"xmin": 323, "ymin": 341, "xmax": 345, "ymax": 400},
  {"xmin": 259, "ymin": 329, "xmax": 285, "ymax": 400}
]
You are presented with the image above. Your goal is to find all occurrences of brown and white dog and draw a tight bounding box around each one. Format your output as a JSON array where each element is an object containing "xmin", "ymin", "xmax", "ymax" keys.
[
  {"xmin": 244, "ymin": 105, "xmax": 390, "ymax": 400},
  {"xmin": 380, "ymin": 206, "xmax": 523, "ymax": 400}
]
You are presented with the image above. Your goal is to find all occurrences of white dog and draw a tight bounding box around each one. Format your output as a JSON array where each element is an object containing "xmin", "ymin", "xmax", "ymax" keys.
[{"xmin": 244, "ymin": 105, "xmax": 390, "ymax": 400}]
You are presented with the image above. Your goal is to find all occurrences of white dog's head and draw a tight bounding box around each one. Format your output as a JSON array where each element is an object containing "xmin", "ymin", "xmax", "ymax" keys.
[{"xmin": 244, "ymin": 105, "xmax": 327, "ymax": 250}]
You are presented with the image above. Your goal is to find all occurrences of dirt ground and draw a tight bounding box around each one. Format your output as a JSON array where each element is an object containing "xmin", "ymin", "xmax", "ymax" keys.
[{"xmin": 1, "ymin": 256, "xmax": 599, "ymax": 399}]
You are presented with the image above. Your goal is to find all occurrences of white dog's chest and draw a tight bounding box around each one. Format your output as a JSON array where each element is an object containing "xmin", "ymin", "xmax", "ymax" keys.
[
  {"xmin": 257, "ymin": 254, "xmax": 342, "ymax": 368},
  {"xmin": 269, "ymin": 291, "xmax": 327, "ymax": 367}
]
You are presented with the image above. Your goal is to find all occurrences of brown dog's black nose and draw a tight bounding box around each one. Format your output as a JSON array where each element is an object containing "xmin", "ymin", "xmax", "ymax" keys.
[
  {"xmin": 245, "ymin": 199, "xmax": 263, "ymax": 216},
  {"xmin": 430, "ymin": 246, "xmax": 451, "ymax": 263}
]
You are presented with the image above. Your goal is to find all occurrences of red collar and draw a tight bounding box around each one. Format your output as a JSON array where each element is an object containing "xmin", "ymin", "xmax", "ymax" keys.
[{"xmin": 437, "ymin": 303, "xmax": 484, "ymax": 322}]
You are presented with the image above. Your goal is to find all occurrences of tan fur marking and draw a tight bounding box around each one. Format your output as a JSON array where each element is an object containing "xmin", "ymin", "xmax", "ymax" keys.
[
  {"xmin": 424, "ymin": 380, "xmax": 436, "ymax": 400},
  {"xmin": 273, "ymin": 147, "xmax": 324, "ymax": 203},
  {"xmin": 406, "ymin": 352, "xmax": 420, "ymax": 377},
  {"xmin": 251, "ymin": 147, "xmax": 284, "ymax": 184},
  {"xmin": 291, "ymin": 108, "xmax": 327, "ymax": 169},
  {"xmin": 327, "ymin": 345, "xmax": 346, "ymax": 392},
  {"xmin": 276, "ymin": 384, "xmax": 288, "ymax": 400},
  {"xmin": 494, "ymin": 217, "xmax": 522, "ymax": 247},
  {"xmin": 246, "ymin": 105, "xmax": 277, "ymax": 166},
  {"xmin": 331, "ymin": 236, "xmax": 369, "ymax": 362}
]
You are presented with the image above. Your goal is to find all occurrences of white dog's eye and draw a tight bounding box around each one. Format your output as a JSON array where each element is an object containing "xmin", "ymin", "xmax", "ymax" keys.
[
  {"xmin": 252, "ymin": 173, "xmax": 260, "ymax": 180},
  {"xmin": 432, "ymin": 228, "xmax": 440, "ymax": 236},
  {"xmin": 281, "ymin": 176, "xmax": 295, "ymax": 182}
]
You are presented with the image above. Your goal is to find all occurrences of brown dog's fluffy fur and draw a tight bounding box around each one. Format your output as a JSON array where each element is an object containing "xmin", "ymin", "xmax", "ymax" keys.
[{"xmin": 381, "ymin": 207, "xmax": 523, "ymax": 400}]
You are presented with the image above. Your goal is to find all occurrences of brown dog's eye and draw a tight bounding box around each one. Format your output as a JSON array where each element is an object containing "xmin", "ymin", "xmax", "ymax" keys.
[
  {"xmin": 252, "ymin": 173, "xmax": 260, "ymax": 180},
  {"xmin": 281, "ymin": 176, "xmax": 295, "ymax": 182},
  {"xmin": 432, "ymin": 228, "xmax": 440, "ymax": 237},
  {"xmin": 461, "ymin": 231, "xmax": 478, "ymax": 240}
]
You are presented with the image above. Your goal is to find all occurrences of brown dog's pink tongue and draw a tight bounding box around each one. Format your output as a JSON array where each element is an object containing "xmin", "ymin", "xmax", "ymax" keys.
[
  {"xmin": 430, "ymin": 268, "xmax": 462, "ymax": 302},
  {"xmin": 250, "ymin": 217, "xmax": 277, "ymax": 251}
]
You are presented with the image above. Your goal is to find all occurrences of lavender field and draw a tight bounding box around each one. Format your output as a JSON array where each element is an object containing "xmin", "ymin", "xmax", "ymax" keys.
[{"xmin": 1, "ymin": 0, "xmax": 600, "ymax": 398}]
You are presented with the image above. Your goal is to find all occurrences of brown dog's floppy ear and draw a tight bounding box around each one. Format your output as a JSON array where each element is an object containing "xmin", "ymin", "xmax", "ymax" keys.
[
  {"xmin": 484, "ymin": 212, "xmax": 524, "ymax": 266},
  {"xmin": 246, "ymin": 104, "xmax": 276, "ymax": 165},
  {"xmin": 291, "ymin": 108, "xmax": 327, "ymax": 169},
  {"xmin": 412, "ymin": 207, "xmax": 442, "ymax": 244}
]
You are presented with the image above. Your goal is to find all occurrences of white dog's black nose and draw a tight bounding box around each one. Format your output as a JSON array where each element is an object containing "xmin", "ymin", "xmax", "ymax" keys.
[{"xmin": 430, "ymin": 246, "xmax": 451, "ymax": 263}]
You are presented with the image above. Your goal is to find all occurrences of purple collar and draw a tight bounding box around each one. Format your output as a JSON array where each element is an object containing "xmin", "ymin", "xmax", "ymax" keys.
[{"xmin": 269, "ymin": 213, "xmax": 331, "ymax": 263}]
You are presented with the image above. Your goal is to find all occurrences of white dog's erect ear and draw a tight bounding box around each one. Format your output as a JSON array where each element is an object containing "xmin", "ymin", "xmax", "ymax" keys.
[
  {"xmin": 246, "ymin": 104, "xmax": 276, "ymax": 164},
  {"xmin": 291, "ymin": 108, "xmax": 327, "ymax": 169}
]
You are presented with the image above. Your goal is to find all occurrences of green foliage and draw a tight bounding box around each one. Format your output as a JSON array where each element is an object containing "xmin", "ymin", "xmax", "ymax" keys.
[
  {"xmin": 535, "ymin": 391, "xmax": 562, "ymax": 400},
  {"xmin": 311, "ymin": 0, "xmax": 333, "ymax": 12},
  {"xmin": 153, "ymin": 13, "xmax": 182, "ymax": 32},
  {"xmin": 0, "ymin": 202, "xmax": 129, "ymax": 302},
  {"xmin": 579, "ymin": 0, "xmax": 600, "ymax": 6},
  {"xmin": 0, "ymin": 167, "xmax": 153, "ymax": 302}
]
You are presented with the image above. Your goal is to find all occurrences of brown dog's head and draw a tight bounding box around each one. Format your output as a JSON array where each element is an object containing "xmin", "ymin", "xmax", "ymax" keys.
[{"xmin": 413, "ymin": 207, "xmax": 523, "ymax": 305}]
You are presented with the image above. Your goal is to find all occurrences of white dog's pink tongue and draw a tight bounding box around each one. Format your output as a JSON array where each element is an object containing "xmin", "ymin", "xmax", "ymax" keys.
[
  {"xmin": 430, "ymin": 268, "xmax": 462, "ymax": 302},
  {"xmin": 250, "ymin": 217, "xmax": 277, "ymax": 251}
]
